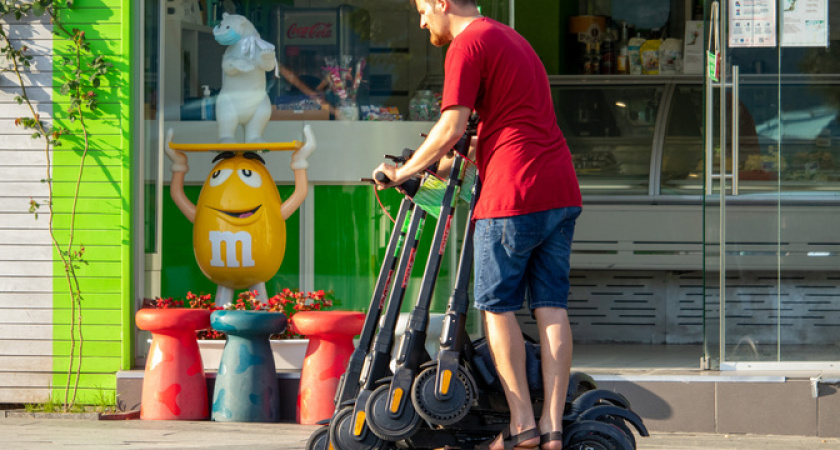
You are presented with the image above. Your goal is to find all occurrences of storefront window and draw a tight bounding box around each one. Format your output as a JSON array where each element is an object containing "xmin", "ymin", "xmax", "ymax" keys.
[
  {"xmin": 142, "ymin": 0, "xmax": 478, "ymax": 302},
  {"xmin": 661, "ymin": 85, "xmax": 704, "ymax": 195},
  {"xmin": 553, "ymin": 84, "xmax": 663, "ymax": 195}
]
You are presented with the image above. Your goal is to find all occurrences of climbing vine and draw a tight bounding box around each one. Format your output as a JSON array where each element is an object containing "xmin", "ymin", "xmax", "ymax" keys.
[{"xmin": 0, "ymin": 0, "xmax": 111, "ymax": 411}]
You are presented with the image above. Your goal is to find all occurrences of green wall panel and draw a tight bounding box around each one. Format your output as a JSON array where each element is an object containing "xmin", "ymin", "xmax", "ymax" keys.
[
  {"xmin": 53, "ymin": 324, "xmax": 121, "ymax": 341},
  {"xmin": 312, "ymin": 185, "xmax": 457, "ymax": 314},
  {"xmin": 160, "ymin": 185, "xmax": 302, "ymax": 300},
  {"xmin": 50, "ymin": 0, "xmax": 133, "ymax": 398},
  {"xmin": 50, "ymin": 134, "xmax": 123, "ymax": 150},
  {"xmin": 53, "ymin": 87, "xmax": 120, "ymax": 104},
  {"xmin": 49, "ymin": 199, "xmax": 126, "ymax": 214},
  {"xmin": 51, "ymin": 166, "xmax": 130, "ymax": 183},
  {"xmin": 51, "ymin": 182, "xmax": 125, "ymax": 199},
  {"xmin": 54, "ymin": 293, "xmax": 125, "ymax": 309},
  {"xmin": 54, "ymin": 308, "xmax": 123, "ymax": 325},
  {"xmin": 52, "ymin": 356, "xmax": 122, "ymax": 373},
  {"xmin": 55, "ymin": 340, "xmax": 121, "ymax": 356},
  {"xmin": 515, "ymin": 0, "xmax": 561, "ymax": 74},
  {"xmin": 53, "ymin": 104, "xmax": 122, "ymax": 120}
]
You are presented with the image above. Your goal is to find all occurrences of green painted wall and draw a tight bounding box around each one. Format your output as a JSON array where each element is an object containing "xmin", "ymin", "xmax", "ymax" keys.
[
  {"xmin": 312, "ymin": 185, "xmax": 456, "ymax": 314},
  {"xmin": 51, "ymin": 0, "xmax": 133, "ymax": 402},
  {"xmin": 160, "ymin": 185, "xmax": 457, "ymax": 313},
  {"xmin": 161, "ymin": 185, "xmax": 301, "ymax": 299},
  {"xmin": 515, "ymin": 0, "xmax": 561, "ymax": 74}
]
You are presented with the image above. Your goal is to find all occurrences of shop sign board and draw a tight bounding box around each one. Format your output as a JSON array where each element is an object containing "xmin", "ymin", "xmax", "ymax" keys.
[
  {"xmin": 729, "ymin": 0, "xmax": 777, "ymax": 48},
  {"xmin": 283, "ymin": 11, "xmax": 337, "ymax": 46},
  {"xmin": 781, "ymin": 0, "xmax": 829, "ymax": 47}
]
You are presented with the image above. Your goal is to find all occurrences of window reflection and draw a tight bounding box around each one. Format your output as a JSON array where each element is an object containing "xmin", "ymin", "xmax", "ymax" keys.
[
  {"xmin": 661, "ymin": 85, "xmax": 704, "ymax": 195},
  {"xmin": 554, "ymin": 86, "xmax": 662, "ymax": 195}
]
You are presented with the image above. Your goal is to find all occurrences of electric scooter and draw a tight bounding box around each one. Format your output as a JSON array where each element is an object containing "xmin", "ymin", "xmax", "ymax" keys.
[
  {"xmin": 305, "ymin": 151, "xmax": 422, "ymax": 450},
  {"xmin": 309, "ymin": 124, "xmax": 649, "ymax": 449},
  {"xmin": 363, "ymin": 152, "xmax": 469, "ymax": 442},
  {"xmin": 328, "ymin": 161, "xmax": 460, "ymax": 450}
]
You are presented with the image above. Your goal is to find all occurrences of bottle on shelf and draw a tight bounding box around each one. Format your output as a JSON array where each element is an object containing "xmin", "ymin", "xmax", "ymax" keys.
[
  {"xmin": 659, "ymin": 37, "xmax": 683, "ymax": 75},
  {"xmin": 616, "ymin": 22, "xmax": 629, "ymax": 75},
  {"xmin": 628, "ymin": 32, "xmax": 646, "ymax": 75},
  {"xmin": 583, "ymin": 41, "xmax": 593, "ymax": 74},
  {"xmin": 591, "ymin": 40, "xmax": 601, "ymax": 74},
  {"xmin": 601, "ymin": 28, "xmax": 615, "ymax": 75},
  {"xmin": 641, "ymin": 28, "xmax": 663, "ymax": 75},
  {"xmin": 200, "ymin": 85, "xmax": 214, "ymax": 121}
]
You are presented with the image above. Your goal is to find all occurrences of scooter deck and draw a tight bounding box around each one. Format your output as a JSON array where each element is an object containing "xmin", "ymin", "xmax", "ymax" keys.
[{"xmin": 167, "ymin": 140, "xmax": 303, "ymax": 152}]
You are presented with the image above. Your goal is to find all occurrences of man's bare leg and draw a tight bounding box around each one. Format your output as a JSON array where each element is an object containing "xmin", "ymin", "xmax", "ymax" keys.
[
  {"xmin": 483, "ymin": 310, "xmax": 540, "ymax": 449},
  {"xmin": 535, "ymin": 307, "xmax": 573, "ymax": 450}
]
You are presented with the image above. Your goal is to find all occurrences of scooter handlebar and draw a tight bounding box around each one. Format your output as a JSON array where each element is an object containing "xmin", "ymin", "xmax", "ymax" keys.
[{"xmin": 374, "ymin": 171, "xmax": 390, "ymax": 184}]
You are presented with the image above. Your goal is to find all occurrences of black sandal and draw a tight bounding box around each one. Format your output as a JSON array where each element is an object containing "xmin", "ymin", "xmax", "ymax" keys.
[
  {"xmin": 476, "ymin": 427, "xmax": 540, "ymax": 450},
  {"xmin": 540, "ymin": 431, "xmax": 563, "ymax": 448}
]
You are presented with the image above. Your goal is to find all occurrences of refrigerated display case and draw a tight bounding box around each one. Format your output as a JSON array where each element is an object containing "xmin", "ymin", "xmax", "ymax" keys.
[{"xmin": 549, "ymin": 75, "xmax": 840, "ymax": 201}]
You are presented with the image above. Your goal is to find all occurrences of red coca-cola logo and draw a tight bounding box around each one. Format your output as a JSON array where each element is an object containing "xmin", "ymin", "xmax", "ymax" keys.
[{"xmin": 287, "ymin": 22, "xmax": 333, "ymax": 39}]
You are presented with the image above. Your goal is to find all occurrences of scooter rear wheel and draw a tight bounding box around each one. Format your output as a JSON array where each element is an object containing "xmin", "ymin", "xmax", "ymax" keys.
[
  {"xmin": 365, "ymin": 383, "xmax": 423, "ymax": 441},
  {"xmin": 411, "ymin": 365, "xmax": 475, "ymax": 426},
  {"xmin": 564, "ymin": 420, "xmax": 635, "ymax": 450},
  {"xmin": 305, "ymin": 426, "xmax": 330, "ymax": 450},
  {"xmin": 329, "ymin": 405, "xmax": 388, "ymax": 450},
  {"xmin": 564, "ymin": 433, "xmax": 618, "ymax": 450}
]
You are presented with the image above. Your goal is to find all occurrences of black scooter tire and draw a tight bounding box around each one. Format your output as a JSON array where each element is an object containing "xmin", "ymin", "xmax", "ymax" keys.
[
  {"xmin": 305, "ymin": 426, "xmax": 330, "ymax": 450},
  {"xmin": 329, "ymin": 405, "xmax": 388, "ymax": 450},
  {"xmin": 411, "ymin": 365, "xmax": 475, "ymax": 426},
  {"xmin": 564, "ymin": 420, "xmax": 635, "ymax": 450},
  {"xmin": 564, "ymin": 433, "xmax": 619, "ymax": 450},
  {"xmin": 365, "ymin": 383, "xmax": 423, "ymax": 441}
]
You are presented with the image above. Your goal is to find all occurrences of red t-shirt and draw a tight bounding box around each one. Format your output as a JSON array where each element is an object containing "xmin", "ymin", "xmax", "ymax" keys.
[{"xmin": 441, "ymin": 18, "xmax": 581, "ymax": 219}]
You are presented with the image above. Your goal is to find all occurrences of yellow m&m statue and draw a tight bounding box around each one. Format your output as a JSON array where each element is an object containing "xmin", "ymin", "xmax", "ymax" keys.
[{"xmin": 164, "ymin": 126, "xmax": 315, "ymax": 304}]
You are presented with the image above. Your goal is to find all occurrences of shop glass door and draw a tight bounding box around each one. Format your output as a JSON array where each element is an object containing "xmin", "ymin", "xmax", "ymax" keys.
[{"xmin": 703, "ymin": 0, "xmax": 840, "ymax": 370}]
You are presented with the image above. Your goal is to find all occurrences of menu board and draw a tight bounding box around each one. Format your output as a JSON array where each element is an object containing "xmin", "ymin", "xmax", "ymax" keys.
[
  {"xmin": 781, "ymin": 0, "xmax": 829, "ymax": 47},
  {"xmin": 728, "ymin": 0, "xmax": 777, "ymax": 47}
]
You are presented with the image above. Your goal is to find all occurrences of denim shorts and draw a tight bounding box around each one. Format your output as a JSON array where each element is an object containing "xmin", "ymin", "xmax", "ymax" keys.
[{"xmin": 473, "ymin": 206, "xmax": 582, "ymax": 313}]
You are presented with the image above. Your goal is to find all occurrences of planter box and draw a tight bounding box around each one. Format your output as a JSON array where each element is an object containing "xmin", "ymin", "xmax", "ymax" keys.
[{"xmin": 198, "ymin": 339, "xmax": 309, "ymax": 371}]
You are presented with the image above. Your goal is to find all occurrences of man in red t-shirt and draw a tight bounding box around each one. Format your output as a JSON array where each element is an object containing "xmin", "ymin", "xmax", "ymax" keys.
[{"xmin": 374, "ymin": 2, "xmax": 581, "ymax": 449}]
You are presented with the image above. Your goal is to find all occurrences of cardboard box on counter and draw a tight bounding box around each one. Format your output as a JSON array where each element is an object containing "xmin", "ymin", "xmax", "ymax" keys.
[{"xmin": 271, "ymin": 106, "xmax": 330, "ymax": 121}]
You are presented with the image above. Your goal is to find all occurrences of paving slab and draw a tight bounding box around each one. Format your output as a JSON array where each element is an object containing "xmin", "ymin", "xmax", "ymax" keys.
[{"xmin": 1, "ymin": 418, "xmax": 840, "ymax": 449}]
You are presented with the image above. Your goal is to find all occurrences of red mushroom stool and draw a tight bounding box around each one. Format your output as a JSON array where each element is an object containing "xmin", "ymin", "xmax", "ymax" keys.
[
  {"xmin": 292, "ymin": 310, "xmax": 364, "ymax": 424},
  {"xmin": 135, "ymin": 308, "xmax": 212, "ymax": 420}
]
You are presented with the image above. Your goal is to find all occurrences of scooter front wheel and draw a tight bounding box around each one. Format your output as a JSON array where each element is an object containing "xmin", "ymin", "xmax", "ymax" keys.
[
  {"xmin": 329, "ymin": 405, "xmax": 388, "ymax": 450},
  {"xmin": 411, "ymin": 364, "xmax": 475, "ymax": 426},
  {"xmin": 305, "ymin": 426, "xmax": 330, "ymax": 450},
  {"xmin": 365, "ymin": 383, "xmax": 422, "ymax": 441},
  {"xmin": 564, "ymin": 420, "xmax": 635, "ymax": 450}
]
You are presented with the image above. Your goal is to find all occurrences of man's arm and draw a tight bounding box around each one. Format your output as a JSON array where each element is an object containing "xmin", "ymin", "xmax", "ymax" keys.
[{"xmin": 373, "ymin": 105, "xmax": 471, "ymax": 188}]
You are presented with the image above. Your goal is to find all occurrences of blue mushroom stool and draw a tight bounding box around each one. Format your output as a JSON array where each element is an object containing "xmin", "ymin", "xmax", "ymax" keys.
[{"xmin": 210, "ymin": 310, "xmax": 287, "ymax": 422}]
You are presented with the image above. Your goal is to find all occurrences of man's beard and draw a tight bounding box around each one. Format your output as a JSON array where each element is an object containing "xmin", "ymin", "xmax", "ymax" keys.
[{"xmin": 430, "ymin": 31, "xmax": 451, "ymax": 47}]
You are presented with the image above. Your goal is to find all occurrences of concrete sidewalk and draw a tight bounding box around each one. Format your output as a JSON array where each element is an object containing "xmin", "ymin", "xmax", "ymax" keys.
[{"xmin": 1, "ymin": 418, "xmax": 840, "ymax": 449}]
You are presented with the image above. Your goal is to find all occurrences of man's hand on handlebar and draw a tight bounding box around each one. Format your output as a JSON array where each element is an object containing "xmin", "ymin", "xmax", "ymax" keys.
[{"xmin": 372, "ymin": 163, "xmax": 405, "ymax": 190}]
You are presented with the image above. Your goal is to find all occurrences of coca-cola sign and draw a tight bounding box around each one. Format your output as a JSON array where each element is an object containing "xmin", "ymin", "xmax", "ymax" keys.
[
  {"xmin": 287, "ymin": 22, "xmax": 333, "ymax": 40},
  {"xmin": 283, "ymin": 12, "xmax": 337, "ymax": 46}
]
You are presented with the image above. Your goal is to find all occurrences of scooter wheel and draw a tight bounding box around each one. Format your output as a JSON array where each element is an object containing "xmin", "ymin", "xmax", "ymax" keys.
[
  {"xmin": 564, "ymin": 433, "xmax": 617, "ymax": 450},
  {"xmin": 564, "ymin": 420, "xmax": 635, "ymax": 450},
  {"xmin": 411, "ymin": 365, "xmax": 474, "ymax": 426},
  {"xmin": 329, "ymin": 405, "xmax": 388, "ymax": 450},
  {"xmin": 305, "ymin": 426, "xmax": 330, "ymax": 450},
  {"xmin": 365, "ymin": 383, "xmax": 423, "ymax": 441}
]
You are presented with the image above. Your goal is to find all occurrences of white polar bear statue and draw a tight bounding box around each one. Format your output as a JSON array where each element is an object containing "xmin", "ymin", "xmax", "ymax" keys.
[{"xmin": 213, "ymin": 13, "xmax": 278, "ymax": 143}]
